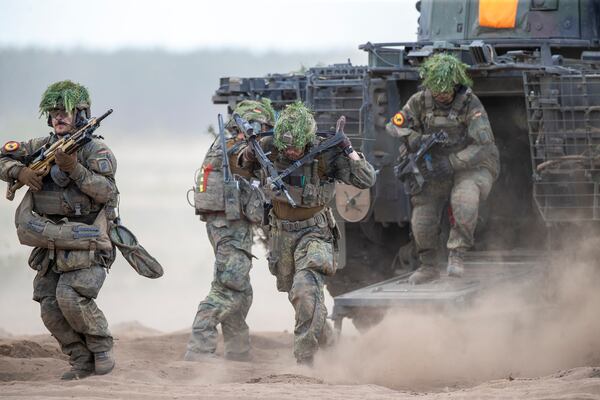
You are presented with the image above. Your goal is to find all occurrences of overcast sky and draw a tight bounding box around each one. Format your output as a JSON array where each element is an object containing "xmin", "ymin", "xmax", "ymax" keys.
[{"xmin": 0, "ymin": 0, "xmax": 420, "ymax": 52}]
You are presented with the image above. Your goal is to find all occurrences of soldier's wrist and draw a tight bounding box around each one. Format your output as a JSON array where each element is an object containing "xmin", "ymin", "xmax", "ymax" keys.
[
  {"xmin": 67, "ymin": 162, "xmax": 85, "ymax": 181},
  {"xmin": 10, "ymin": 164, "xmax": 25, "ymax": 180}
]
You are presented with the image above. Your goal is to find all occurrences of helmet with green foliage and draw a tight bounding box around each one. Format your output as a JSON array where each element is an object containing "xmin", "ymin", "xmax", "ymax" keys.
[
  {"xmin": 273, "ymin": 101, "xmax": 316, "ymax": 150},
  {"xmin": 39, "ymin": 80, "xmax": 91, "ymax": 126},
  {"xmin": 234, "ymin": 98, "xmax": 276, "ymax": 126},
  {"xmin": 419, "ymin": 53, "xmax": 472, "ymax": 94}
]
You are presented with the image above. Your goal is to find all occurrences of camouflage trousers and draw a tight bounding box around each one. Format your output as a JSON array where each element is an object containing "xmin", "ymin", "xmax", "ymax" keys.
[
  {"xmin": 411, "ymin": 168, "xmax": 494, "ymax": 265},
  {"xmin": 268, "ymin": 211, "xmax": 336, "ymax": 362},
  {"xmin": 187, "ymin": 213, "xmax": 253, "ymax": 357},
  {"xmin": 31, "ymin": 247, "xmax": 115, "ymax": 369}
]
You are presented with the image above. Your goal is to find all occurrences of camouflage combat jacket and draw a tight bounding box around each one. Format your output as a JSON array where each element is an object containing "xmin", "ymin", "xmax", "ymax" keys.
[
  {"xmin": 241, "ymin": 136, "xmax": 376, "ymax": 221},
  {"xmin": 387, "ymin": 87, "xmax": 500, "ymax": 179},
  {"xmin": 0, "ymin": 133, "xmax": 118, "ymax": 224}
]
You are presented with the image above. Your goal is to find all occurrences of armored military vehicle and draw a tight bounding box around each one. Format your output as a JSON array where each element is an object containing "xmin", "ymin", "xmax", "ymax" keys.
[{"xmin": 212, "ymin": 0, "xmax": 600, "ymax": 331}]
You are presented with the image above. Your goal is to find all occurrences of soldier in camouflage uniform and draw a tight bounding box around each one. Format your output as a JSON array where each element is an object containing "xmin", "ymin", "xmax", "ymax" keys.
[
  {"xmin": 0, "ymin": 81, "xmax": 118, "ymax": 379},
  {"xmin": 184, "ymin": 99, "xmax": 276, "ymax": 362},
  {"xmin": 240, "ymin": 102, "xmax": 376, "ymax": 365},
  {"xmin": 387, "ymin": 53, "xmax": 500, "ymax": 284}
]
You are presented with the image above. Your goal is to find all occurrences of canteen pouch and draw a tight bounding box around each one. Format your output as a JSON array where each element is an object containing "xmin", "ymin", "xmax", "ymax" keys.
[{"xmin": 55, "ymin": 248, "xmax": 94, "ymax": 272}]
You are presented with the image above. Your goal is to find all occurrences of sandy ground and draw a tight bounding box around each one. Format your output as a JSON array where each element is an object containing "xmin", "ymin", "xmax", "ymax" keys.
[{"xmin": 1, "ymin": 323, "xmax": 600, "ymax": 400}]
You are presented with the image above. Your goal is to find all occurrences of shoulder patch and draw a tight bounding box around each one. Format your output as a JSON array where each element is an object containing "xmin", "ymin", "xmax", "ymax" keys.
[
  {"xmin": 392, "ymin": 112, "xmax": 406, "ymax": 127},
  {"xmin": 3, "ymin": 141, "xmax": 20, "ymax": 152},
  {"xmin": 88, "ymin": 157, "xmax": 114, "ymax": 175}
]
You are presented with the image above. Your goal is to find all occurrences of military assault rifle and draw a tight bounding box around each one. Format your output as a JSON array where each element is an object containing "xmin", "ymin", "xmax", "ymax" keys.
[
  {"xmin": 218, "ymin": 114, "xmax": 242, "ymax": 219},
  {"xmin": 394, "ymin": 130, "xmax": 449, "ymax": 192},
  {"xmin": 269, "ymin": 116, "xmax": 347, "ymax": 187},
  {"xmin": 6, "ymin": 109, "xmax": 113, "ymax": 201},
  {"xmin": 232, "ymin": 113, "xmax": 297, "ymax": 208}
]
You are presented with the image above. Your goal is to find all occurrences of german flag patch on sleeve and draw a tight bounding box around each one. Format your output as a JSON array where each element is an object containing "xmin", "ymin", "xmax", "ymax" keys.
[
  {"xmin": 3, "ymin": 141, "xmax": 20, "ymax": 152},
  {"xmin": 392, "ymin": 112, "xmax": 406, "ymax": 127}
]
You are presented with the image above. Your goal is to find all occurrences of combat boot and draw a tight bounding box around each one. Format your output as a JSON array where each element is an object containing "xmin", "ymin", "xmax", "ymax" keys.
[
  {"xmin": 61, "ymin": 365, "xmax": 94, "ymax": 380},
  {"xmin": 408, "ymin": 265, "xmax": 440, "ymax": 285},
  {"xmin": 224, "ymin": 351, "xmax": 252, "ymax": 362},
  {"xmin": 183, "ymin": 350, "xmax": 218, "ymax": 362},
  {"xmin": 94, "ymin": 351, "xmax": 115, "ymax": 375},
  {"xmin": 296, "ymin": 355, "xmax": 314, "ymax": 367},
  {"xmin": 447, "ymin": 249, "xmax": 465, "ymax": 277}
]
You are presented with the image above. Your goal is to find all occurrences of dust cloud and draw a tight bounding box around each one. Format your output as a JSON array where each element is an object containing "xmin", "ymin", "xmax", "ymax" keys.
[{"xmin": 319, "ymin": 243, "xmax": 600, "ymax": 390}]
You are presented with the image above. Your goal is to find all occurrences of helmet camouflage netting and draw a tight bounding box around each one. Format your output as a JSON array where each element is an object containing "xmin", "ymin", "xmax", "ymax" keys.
[
  {"xmin": 39, "ymin": 80, "xmax": 91, "ymax": 117},
  {"xmin": 419, "ymin": 53, "xmax": 473, "ymax": 94},
  {"xmin": 273, "ymin": 101, "xmax": 316, "ymax": 150},
  {"xmin": 234, "ymin": 98, "xmax": 276, "ymax": 126}
]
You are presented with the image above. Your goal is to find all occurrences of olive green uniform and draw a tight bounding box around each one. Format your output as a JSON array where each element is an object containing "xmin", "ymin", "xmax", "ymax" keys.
[
  {"xmin": 388, "ymin": 88, "xmax": 500, "ymax": 267},
  {"xmin": 242, "ymin": 136, "xmax": 376, "ymax": 362},
  {"xmin": 0, "ymin": 134, "xmax": 118, "ymax": 372},
  {"xmin": 186, "ymin": 136, "xmax": 254, "ymax": 359}
]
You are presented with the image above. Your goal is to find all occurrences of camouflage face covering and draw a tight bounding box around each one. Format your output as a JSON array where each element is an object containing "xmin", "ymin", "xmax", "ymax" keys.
[
  {"xmin": 273, "ymin": 101, "xmax": 317, "ymax": 150},
  {"xmin": 39, "ymin": 80, "xmax": 91, "ymax": 117},
  {"xmin": 234, "ymin": 98, "xmax": 276, "ymax": 126},
  {"xmin": 420, "ymin": 53, "xmax": 473, "ymax": 94}
]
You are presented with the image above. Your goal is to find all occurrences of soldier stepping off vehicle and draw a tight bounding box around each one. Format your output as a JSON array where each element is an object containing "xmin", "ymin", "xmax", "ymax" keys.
[{"xmin": 387, "ymin": 53, "xmax": 500, "ymax": 285}]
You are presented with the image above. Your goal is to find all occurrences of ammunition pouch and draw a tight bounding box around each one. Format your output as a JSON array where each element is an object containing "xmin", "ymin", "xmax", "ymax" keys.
[
  {"xmin": 108, "ymin": 222, "xmax": 164, "ymax": 279},
  {"xmin": 16, "ymin": 191, "xmax": 112, "ymax": 253}
]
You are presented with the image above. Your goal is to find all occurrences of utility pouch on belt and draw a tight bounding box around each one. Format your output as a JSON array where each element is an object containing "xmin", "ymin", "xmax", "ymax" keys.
[
  {"xmin": 15, "ymin": 191, "xmax": 112, "ymax": 252},
  {"xmin": 325, "ymin": 207, "xmax": 341, "ymax": 251},
  {"xmin": 193, "ymin": 164, "xmax": 226, "ymax": 214},
  {"xmin": 108, "ymin": 222, "xmax": 164, "ymax": 279},
  {"xmin": 239, "ymin": 177, "xmax": 267, "ymax": 224}
]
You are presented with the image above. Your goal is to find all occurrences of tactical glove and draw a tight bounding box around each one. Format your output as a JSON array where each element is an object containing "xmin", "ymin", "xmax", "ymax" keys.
[
  {"xmin": 337, "ymin": 132, "xmax": 354, "ymax": 156},
  {"xmin": 55, "ymin": 149, "xmax": 78, "ymax": 173},
  {"xmin": 17, "ymin": 167, "xmax": 44, "ymax": 191}
]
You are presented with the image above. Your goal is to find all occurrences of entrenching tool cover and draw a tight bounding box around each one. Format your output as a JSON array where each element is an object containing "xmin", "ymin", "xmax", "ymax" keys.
[{"xmin": 109, "ymin": 223, "xmax": 164, "ymax": 279}]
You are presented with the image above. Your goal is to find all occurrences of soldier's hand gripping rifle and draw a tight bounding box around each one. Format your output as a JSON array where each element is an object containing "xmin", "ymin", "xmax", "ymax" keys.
[
  {"xmin": 6, "ymin": 109, "xmax": 113, "ymax": 201},
  {"xmin": 232, "ymin": 113, "xmax": 297, "ymax": 208},
  {"xmin": 218, "ymin": 114, "xmax": 242, "ymax": 220},
  {"xmin": 394, "ymin": 130, "xmax": 449, "ymax": 192}
]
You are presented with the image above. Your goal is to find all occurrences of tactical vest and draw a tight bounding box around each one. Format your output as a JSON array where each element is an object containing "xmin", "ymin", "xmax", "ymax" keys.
[
  {"xmin": 32, "ymin": 177, "xmax": 100, "ymax": 223},
  {"xmin": 27, "ymin": 139, "xmax": 108, "ymax": 223},
  {"xmin": 265, "ymin": 141, "xmax": 336, "ymax": 221},
  {"xmin": 422, "ymin": 88, "xmax": 471, "ymax": 155}
]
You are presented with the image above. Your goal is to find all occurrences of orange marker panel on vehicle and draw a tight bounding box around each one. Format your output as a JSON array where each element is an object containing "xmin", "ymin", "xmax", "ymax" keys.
[{"xmin": 479, "ymin": 0, "xmax": 518, "ymax": 28}]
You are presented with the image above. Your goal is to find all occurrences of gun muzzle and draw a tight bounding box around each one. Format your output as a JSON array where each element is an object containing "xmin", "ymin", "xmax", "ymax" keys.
[{"xmin": 233, "ymin": 113, "xmax": 255, "ymax": 136}]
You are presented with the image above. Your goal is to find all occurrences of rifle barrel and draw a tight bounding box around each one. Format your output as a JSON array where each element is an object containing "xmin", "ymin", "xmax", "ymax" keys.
[{"xmin": 95, "ymin": 109, "xmax": 113, "ymax": 124}]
